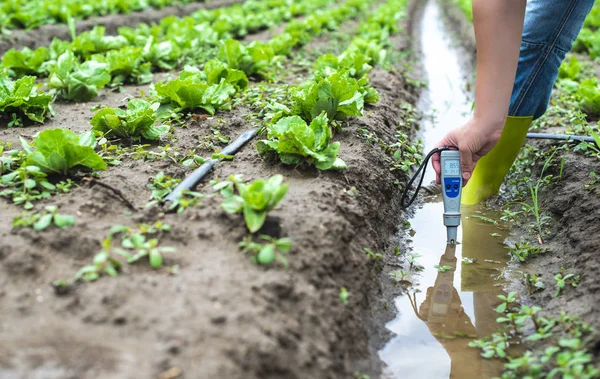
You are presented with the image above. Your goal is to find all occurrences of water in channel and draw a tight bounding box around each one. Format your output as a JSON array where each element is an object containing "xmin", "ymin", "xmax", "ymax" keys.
[{"xmin": 379, "ymin": 0, "xmax": 512, "ymax": 378}]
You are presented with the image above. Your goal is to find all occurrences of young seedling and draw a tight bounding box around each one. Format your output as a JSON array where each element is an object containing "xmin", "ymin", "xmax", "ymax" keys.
[
  {"xmin": 220, "ymin": 174, "xmax": 288, "ymax": 233},
  {"xmin": 238, "ymin": 235, "xmax": 292, "ymax": 267},
  {"xmin": 13, "ymin": 205, "xmax": 75, "ymax": 231},
  {"xmin": 462, "ymin": 257, "xmax": 476, "ymax": 265},
  {"xmin": 389, "ymin": 270, "xmax": 409, "ymax": 283},
  {"xmin": 434, "ymin": 264, "xmax": 452, "ymax": 273},
  {"xmin": 496, "ymin": 292, "xmax": 518, "ymax": 314},
  {"xmin": 507, "ymin": 242, "xmax": 543, "ymax": 262},
  {"xmin": 339, "ymin": 287, "xmax": 351, "ymax": 305},
  {"xmin": 554, "ymin": 269, "xmax": 581, "ymax": 297},
  {"xmin": 407, "ymin": 252, "xmax": 422, "ymax": 270},
  {"xmin": 520, "ymin": 271, "xmax": 545, "ymax": 294},
  {"xmin": 364, "ymin": 248, "xmax": 383, "ymax": 260}
]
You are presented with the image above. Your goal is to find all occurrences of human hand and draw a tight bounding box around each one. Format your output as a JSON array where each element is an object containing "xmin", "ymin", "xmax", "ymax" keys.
[{"xmin": 431, "ymin": 117, "xmax": 505, "ymax": 185}]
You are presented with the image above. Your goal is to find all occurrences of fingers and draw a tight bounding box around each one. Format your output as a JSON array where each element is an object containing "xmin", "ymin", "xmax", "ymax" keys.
[{"xmin": 459, "ymin": 147, "xmax": 474, "ymax": 185}]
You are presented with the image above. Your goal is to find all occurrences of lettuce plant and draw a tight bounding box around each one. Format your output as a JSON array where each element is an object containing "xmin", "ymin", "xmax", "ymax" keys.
[
  {"xmin": 154, "ymin": 69, "xmax": 236, "ymax": 115},
  {"xmin": 22, "ymin": 128, "xmax": 107, "ymax": 175},
  {"xmin": 219, "ymin": 39, "xmax": 275, "ymax": 78},
  {"xmin": 0, "ymin": 75, "xmax": 54, "ymax": 124},
  {"xmin": 220, "ymin": 175, "xmax": 288, "ymax": 233},
  {"xmin": 257, "ymin": 112, "xmax": 347, "ymax": 170},
  {"xmin": 291, "ymin": 71, "xmax": 365, "ymax": 123},
  {"xmin": 1, "ymin": 47, "xmax": 49, "ymax": 77},
  {"xmin": 91, "ymin": 99, "xmax": 169, "ymax": 141},
  {"xmin": 576, "ymin": 78, "xmax": 600, "ymax": 116},
  {"xmin": 49, "ymin": 51, "xmax": 111, "ymax": 102},
  {"xmin": 203, "ymin": 59, "xmax": 249, "ymax": 91}
]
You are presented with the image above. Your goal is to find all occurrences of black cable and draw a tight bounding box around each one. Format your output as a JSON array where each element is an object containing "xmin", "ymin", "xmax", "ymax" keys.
[{"xmin": 400, "ymin": 146, "xmax": 458, "ymax": 209}]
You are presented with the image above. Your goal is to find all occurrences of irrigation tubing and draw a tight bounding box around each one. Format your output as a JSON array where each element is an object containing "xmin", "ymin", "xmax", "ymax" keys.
[
  {"xmin": 526, "ymin": 132, "xmax": 597, "ymax": 144},
  {"xmin": 163, "ymin": 128, "xmax": 258, "ymax": 204}
]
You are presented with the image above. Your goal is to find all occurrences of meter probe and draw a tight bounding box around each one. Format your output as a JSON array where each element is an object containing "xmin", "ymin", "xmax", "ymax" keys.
[{"xmin": 400, "ymin": 146, "xmax": 462, "ymax": 244}]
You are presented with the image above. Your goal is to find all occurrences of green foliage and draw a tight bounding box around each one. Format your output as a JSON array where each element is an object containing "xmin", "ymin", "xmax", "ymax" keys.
[
  {"xmin": 257, "ymin": 112, "xmax": 347, "ymax": 170},
  {"xmin": 364, "ymin": 248, "xmax": 383, "ymax": 260},
  {"xmin": 219, "ymin": 174, "xmax": 288, "ymax": 233},
  {"xmin": 91, "ymin": 99, "xmax": 169, "ymax": 141},
  {"xmin": 154, "ymin": 69, "xmax": 236, "ymax": 116},
  {"xmin": 290, "ymin": 71, "xmax": 365, "ymax": 123},
  {"xmin": 21, "ymin": 128, "xmax": 106, "ymax": 175},
  {"xmin": 1, "ymin": 47, "xmax": 50, "ymax": 77},
  {"xmin": 521, "ymin": 271, "xmax": 546, "ymax": 295},
  {"xmin": 454, "ymin": 0, "xmax": 473, "ymax": 21},
  {"xmin": 147, "ymin": 171, "xmax": 181, "ymax": 203},
  {"xmin": 218, "ymin": 39, "xmax": 275, "ymax": 78},
  {"xmin": 575, "ymin": 78, "xmax": 600, "ymax": 117},
  {"xmin": 434, "ymin": 264, "xmax": 452, "ymax": 273},
  {"xmin": 558, "ymin": 55, "xmax": 582, "ymax": 81},
  {"xmin": 13, "ymin": 205, "xmax": 75, "ymax": 231},
  {"xmin": 48, "ymin": 51, "xmax": 111, "ymax": 102},
  {"xmin": 554, "ymin": 269, "xmax": 581, "ymax": 297},
  {"xmin": 238, "ymin": 234, "xmax": 292, "ymax": 266},
  {"xmin": 0, "ymin": 75, "xmax": 53, "ymax": 124},
  {"xmin": 96, "ymin": 47, "xmax": 153, "ymax": 86},
  {"xmin": 203, "ymin": 59, "xmax": 249, "ymax": 91},
  {"xmin": 339, "ymin": 287, "xmax": 351, "ymax": 305},
  {"xmin": 507, "ymin": 242, "xmax": 544, "ymax": 262}
]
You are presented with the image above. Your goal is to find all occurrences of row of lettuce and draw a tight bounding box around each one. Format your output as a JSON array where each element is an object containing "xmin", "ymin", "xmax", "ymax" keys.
[
  {"xmin": 5, "ymin": 0, "xmax": 411, "ymax": 283},
  {"xmin": 0, "ymin": 0, "xmax": 205, "ymax": 30},
  {"xmin": 0, "ymin": 0, "xmax": 336, "ymax": 124}
]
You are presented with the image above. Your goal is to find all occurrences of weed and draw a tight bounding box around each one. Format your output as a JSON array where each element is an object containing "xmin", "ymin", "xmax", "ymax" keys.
[
  {"xmin": 434, "ymin": 264, "xmax": 452, "ymax": 273},
  {"xmin": 506, "ymin": 242, "xmax": 543, "ymax": 262},
  {"xmin": 13, "ymin": 205, "xmax": 75, "ymax": 231},
  {"xmin": 238, "ymin": 235, "xmax": 292, "ymax": 267},
  {"xmin": 496, "ymin": 292, "xmax": 518, "ymax": 314},
  {"xmin": 339, "ymin": 287, "xmax": 351, "ymax": 305},
  {"xmin": 554, "ymin": 269, "xmax": 581, "ymax": 297},
  {"xmin": 407, "ymin": 252, "xmax": 422, "ymax": 271},
  {"xmin": 520, "ymin": 271, "xmax": 545, "ymax": 295},
  {"xmin": 389, "ymin": 270, "xmax": 409, "ymax": 282},
  {"xmin": 364, "ymin": 248, "xmax": 383, "ymax": 260}
]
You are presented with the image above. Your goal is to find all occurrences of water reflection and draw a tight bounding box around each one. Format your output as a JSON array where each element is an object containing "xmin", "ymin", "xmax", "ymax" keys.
[{"xmin": 380, "ymin": 204, "xmax": 508, "ymax": 379}]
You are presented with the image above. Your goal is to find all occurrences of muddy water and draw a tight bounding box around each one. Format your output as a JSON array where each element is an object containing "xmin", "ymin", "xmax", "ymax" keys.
[{"xmin": 379, "ymin": 0, "xmax": 512, "ymax": 378}]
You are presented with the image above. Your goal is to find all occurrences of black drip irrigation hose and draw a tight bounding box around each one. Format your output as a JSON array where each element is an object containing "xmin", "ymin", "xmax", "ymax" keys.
[
  {"xmin": 526, "ymin": 132, "xmax": 597, "ymax": 144},
  {"xmin": 163, "ymin": 128, "xmax": 258, "ymax": 204}
]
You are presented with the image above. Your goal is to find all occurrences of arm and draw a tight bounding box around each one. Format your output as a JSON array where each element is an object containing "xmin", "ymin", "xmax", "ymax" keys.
[{"xmin": 433, "ymin": 0, "xmax": 526, "ymax": 184}]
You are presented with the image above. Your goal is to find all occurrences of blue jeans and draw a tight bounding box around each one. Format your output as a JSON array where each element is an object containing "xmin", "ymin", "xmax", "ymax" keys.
[{"xmin": 509, "ymin": 0, "xmax": 595, "ymax": 119}]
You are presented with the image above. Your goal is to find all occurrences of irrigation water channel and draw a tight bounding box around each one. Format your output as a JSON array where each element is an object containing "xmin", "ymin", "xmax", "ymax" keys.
[{"xmin": 379, "ymin": 0, "xmax": 514, "ymax": 378}]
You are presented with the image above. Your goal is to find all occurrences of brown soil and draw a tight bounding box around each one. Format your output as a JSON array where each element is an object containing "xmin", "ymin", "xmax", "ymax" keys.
[
  {"xmin": 0, "ymin": 8, "xmax": 421, "ymax": 379},
  {"xmin": 0, "ymin": 0, "xmax": 243, "ymax": 56}
]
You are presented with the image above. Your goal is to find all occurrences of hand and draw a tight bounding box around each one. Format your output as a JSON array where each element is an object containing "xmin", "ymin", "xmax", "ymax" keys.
[{"xmin": 432, "ymin": 117, "xmax": 504, "ymax": 185}]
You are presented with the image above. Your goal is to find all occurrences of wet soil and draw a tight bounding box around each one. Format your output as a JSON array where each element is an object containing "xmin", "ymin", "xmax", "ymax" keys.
[
  {"xmin": 0, "ymin": 7, "xmax": 421, "ymax": 379},
  {"xmin": 0, "ymin": 0, "xmax": 243, "ymax": 55}
]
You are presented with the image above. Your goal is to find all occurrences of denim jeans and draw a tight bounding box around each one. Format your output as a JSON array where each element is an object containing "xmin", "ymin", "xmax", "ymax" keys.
[{"xmin": 508, "ymin": 0, "xmax": 595, "ymax": 119}]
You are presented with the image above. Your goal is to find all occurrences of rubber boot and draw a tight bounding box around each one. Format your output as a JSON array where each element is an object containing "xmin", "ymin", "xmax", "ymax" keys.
[{"xmin": 461, "ymin": 116, "xmax": 533, "ymax": 205}]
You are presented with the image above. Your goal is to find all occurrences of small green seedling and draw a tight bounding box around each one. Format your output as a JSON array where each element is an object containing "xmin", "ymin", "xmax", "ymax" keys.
[
  {"xmin": 462, "ymin": 257, "xmax": 476, "ymax": 265},
  {"xmin": 434, "ymin": 264, "xmax": 452, "ymax": 273},
  {"xmin": 554, "ymin": 269, "xmax": 580, "ymax": 297},
  {"xmin": 496, "ymin": 292, "xmax": 518, "ymax": 314},
  {"xmin": 507, "ymin": 241, "xmax": 544, "ymax": 262},
  {"xmin": 389, "ymin": 270, "xmax": 409, "ymax": 283},
  {"xmin": 13, "ymin": 205, "xmax": 75, "ymax": 231},
  {"xmin": 238, "ymin": 235, "xmax": 292, "ymax": 267},
  {"xmin": 364, "ymin": 248, "xmax": 383, "ymax": 260},
  {"xmin": 520, "ymin": 271, "xmax": 545, "ymax": 294},
  {"xmin": 339, "ymin": 287, "xmax": 351, "ymax": 305},
  {"xmin": 407, "ymin": 252, "xmax": 422, "ymax": 270}
]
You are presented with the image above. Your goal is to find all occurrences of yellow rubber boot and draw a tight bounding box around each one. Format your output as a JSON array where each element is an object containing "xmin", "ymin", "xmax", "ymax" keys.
[{"xmin": 461, "ymin": 116, "xmax": 533, "ymax": 205}]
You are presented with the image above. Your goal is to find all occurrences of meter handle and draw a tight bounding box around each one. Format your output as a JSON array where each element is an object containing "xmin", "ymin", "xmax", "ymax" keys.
[{"xmin": 401, "ymin": 146, "xmax": 458, "ymax": 209}]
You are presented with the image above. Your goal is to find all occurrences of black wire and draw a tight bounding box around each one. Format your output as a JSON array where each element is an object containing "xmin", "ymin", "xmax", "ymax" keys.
[{"xmin": 400, "ymin": 146, "xmax": 458, "ymax": 209}]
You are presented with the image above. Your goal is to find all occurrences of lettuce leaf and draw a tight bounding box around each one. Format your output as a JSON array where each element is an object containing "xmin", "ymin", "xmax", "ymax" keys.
[
  {"xmin": 1, "ymin": 47, "xmax": 50, "ymax": 77},
  {"xmin": 203, "ymin": 59, "xmax": 248, "ymax": 91},
  {"xmin": 24, "ymin": 128, "xmax": 106, "ymax": 175},
  {"xmin": 154, "ymin": 71, "xmax": 236, "ymax": 115},
  {"xmin": 0, "ymin": 75, "xmax": 54, "ymax": 123},
  {"xmin": 291, "ymin": 71, "xmax": 365, "ymax": 123},
  {"xmin": 577, "ymin": 78, "xmax": 600, "ymax": 116},
  {"xmin": 219, "ymin": 39, "xmax": 274, "ymax": 77},
  {"xmin": 49, "ymin": 51, "xmax": 111, "ymax": 102},
  {"xmin": 257, "ymin": 112, "xmax": 347, "ymax": 170},
  {"xmin": 95, "ymin": 47, "xmax": 153, "ymax": 86},
  {"xmin": 91, "ymin": 99, "xmax": 168, "ymax": 141},
  {"xmin": 72, "ymin": 26, "xmax": 129, "ymax": 58}
]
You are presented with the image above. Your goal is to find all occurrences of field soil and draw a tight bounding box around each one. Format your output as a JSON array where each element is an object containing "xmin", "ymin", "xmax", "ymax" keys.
[
  {"xmin": 0, "ymin": 0, "xmax": 243, "ymax": 55},
  {"xmin": 0, "ymin": 3, "xmax": 422, "ymax": 379}
]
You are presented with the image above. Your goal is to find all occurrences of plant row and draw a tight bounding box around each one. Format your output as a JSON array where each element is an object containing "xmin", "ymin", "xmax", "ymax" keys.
[{"xmin": 0, "ymin": 0, "xmax": 204, "ymax": 30}]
